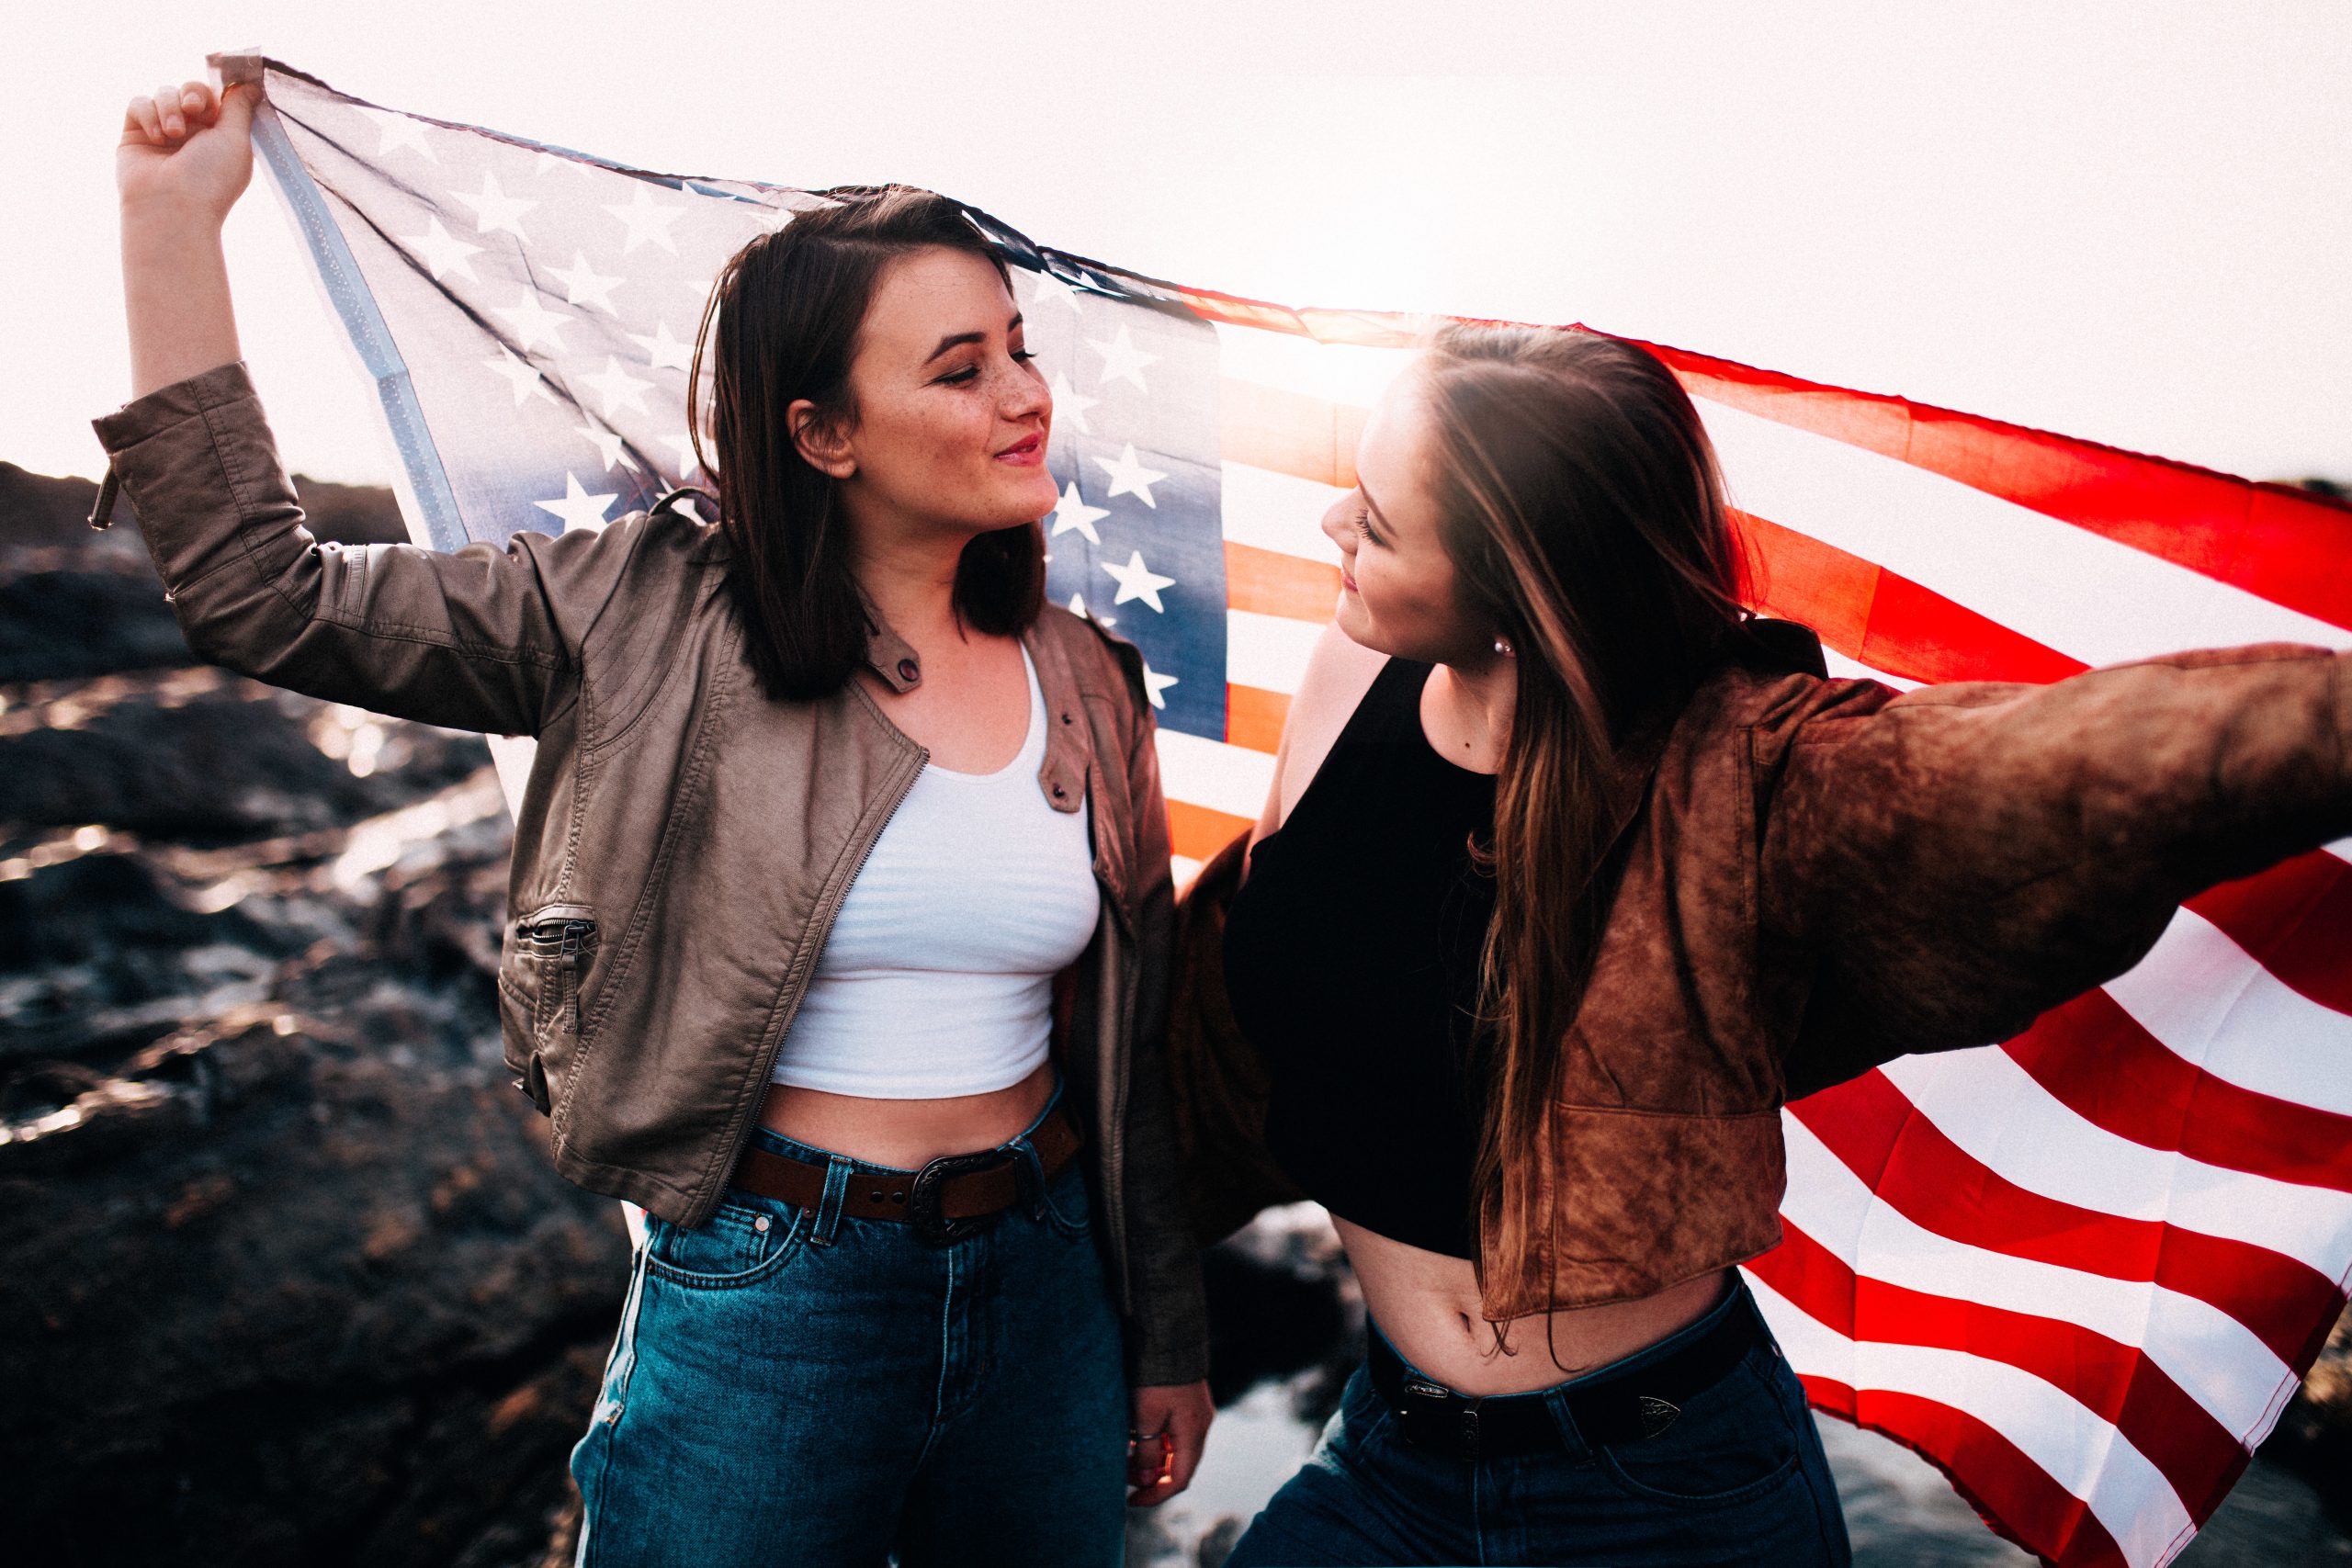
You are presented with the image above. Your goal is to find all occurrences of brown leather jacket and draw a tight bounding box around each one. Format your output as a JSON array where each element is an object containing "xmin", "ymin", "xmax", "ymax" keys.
[
  {"xmin": 1170, "ymin": 625, "xmax": 2352, "ymax": 1322},
  {"xmin": 94, "ymin": 361, "xmax": 1209, "ymax": 1385}
]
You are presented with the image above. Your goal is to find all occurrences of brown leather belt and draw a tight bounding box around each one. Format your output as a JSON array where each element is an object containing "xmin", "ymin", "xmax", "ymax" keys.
[{"xmin": 728, "ymin": 1103, "xmax": 1084, "ymax": 1246}]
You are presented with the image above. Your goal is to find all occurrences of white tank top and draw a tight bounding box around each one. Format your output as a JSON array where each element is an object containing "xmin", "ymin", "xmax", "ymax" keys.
[{"xmin": 767, "ymin": 645, "xmax": 1100, "ymax": 1098}]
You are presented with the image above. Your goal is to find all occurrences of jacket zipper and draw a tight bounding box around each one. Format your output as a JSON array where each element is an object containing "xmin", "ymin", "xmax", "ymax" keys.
[{"xmin": 703, "ymin": 741, "xmax": 928, "ymax": 1215}]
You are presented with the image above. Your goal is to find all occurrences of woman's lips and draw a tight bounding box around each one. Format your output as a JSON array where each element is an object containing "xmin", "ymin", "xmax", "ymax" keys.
[
  {"xmin": 1340, "ymin": 569, "xmax": 1359, "ymax": 593},
  {"xmin": 996, "ymin": 434, "xmax": 1045, "ymax": 467}
]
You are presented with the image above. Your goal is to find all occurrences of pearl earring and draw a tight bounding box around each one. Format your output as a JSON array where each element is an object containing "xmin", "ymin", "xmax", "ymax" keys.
[{"xmin": 1493, "ymin": 636, "xmax": 1515, "ymax": 658}]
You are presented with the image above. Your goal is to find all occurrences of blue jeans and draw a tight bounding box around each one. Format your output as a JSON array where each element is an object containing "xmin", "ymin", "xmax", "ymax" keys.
[
  {"xmin": 1225, "ymin": 1275, "xmax": 1850, "ymax": 1567},
  {"xmin": 569, "ymin": 1075, "xmax": 1129, "ymax": 1567}
]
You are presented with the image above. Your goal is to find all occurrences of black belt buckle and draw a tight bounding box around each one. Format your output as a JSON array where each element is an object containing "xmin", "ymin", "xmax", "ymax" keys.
[
  {"xmin": 905, "ymin": 1148, "xmax": 1012, "ymax": 1245},
  {"xmin": 1397, "ymin": 1376, "xmax": 1482, "ymax": 1463}
]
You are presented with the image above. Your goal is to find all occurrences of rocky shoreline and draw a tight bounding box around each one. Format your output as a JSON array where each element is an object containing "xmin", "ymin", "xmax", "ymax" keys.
[{"xmin": 2, "ymin": 464, "xmax": 2343, "ymax": 1564}]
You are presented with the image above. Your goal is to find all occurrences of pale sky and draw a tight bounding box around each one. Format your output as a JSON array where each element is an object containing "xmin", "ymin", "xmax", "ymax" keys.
[{"xmin": 11, "ymin": 1, "xmax": 2349, "ymax": 489}]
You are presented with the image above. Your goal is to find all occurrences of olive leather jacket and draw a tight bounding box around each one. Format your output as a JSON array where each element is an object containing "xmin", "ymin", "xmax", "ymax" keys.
[
  {"xmin": 1170, "ymin": 624, "xmax": 2352, "ymax": 1322},
  {"xmin": 95, "ymin": 361, "xmax": 1209, "ymax": 1386}
]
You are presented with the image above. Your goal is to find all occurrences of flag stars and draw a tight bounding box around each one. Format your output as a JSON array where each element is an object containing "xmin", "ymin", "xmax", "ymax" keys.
[
  {"xmin": 397, "ymin": 217, "xmax": 482, "ymax": 283},
  {"xmin": 1025, "ymin": 266, "xmax": 1082, "ymax": 312},
  {"xmin": 583, "ymin": 356, "xmax": 656, "ymax": 418},
  {"xmin": 1086, "ymin": 324, "xmax": 1158, "ymax": 391},
  {"xmin": 491, "ymin": 288, "xmax": 572, "ymax": 355},
  {"xmin": 1140, "ymin": 661, "xmax": 1178, "ymax": 709},
  {"xmin": 605, "ymin": 185, "xmax": 686, "ymax": 254},
  {"xmin": 1102, "ymin": 549, "xmax": 1176, "ymax": 614},
  {"xmin": 357, "ymin": 107, "xmax": 436, "ymax": 162},
  {"xmin": 1049, "ymin": 373, "xmax": 1098, "ymax": 435},
  {"xmin": 534, "ymin": 473, "xmax": 619, "ymax": 534},
  {"xmin": 1094, "ymin": 444, "xmax": 1169, "ymax": 508},
  {"xmin": 1069, "ymin": 592, "xmax": 1112, "ymax": 627},
  {"xmin": 629, "ymin": 320, "xmax": 696, "ymax": 372},
  {"xmin": 547, "ymin": 252, "xmax": 625, "ymax": 314},
  {"xmin": 483, "ymin": 347, "xmax": 556, "ymax": 407},
  {"xmin": 451, "ymin": 170, "xmax": 537, "ymax": 241},
  {"xmin": 1048, "ymin": 480, "xmax": 1110, "ymax": 546},
  {"xmin": 575, "ymin": 422, "xmax": 632, "ymax": 473}
]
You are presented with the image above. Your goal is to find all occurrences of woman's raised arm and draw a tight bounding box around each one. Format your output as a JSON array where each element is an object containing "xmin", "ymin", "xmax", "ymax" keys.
[
  {"xmin": 119, "ymin": 79, "xmax": 250, "ymax": 397},
  {"xmin": 103, "ymin": 75, "xmax": 652, "ymax": 739}
]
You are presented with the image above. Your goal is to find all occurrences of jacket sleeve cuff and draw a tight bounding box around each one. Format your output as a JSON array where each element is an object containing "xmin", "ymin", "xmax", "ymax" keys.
[
  {"xmin": 92, "ymin": 360, "xmax": 258, "ymax": 455},
  {"xmin": 1126, "ymin": 1326, "xmax": 1212, "ymax": 1388}
]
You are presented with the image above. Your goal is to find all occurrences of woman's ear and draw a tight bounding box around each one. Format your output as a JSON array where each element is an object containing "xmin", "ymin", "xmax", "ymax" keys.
[{"xmin": 788, "ymin": 397, "xmax": 856, "ymax": 479}]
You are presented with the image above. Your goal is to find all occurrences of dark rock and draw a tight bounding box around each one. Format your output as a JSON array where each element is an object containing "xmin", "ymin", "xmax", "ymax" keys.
[
  {"xmin": 0, "ymin": 670, "xmax": 485, "ymax": 840},
  {"xmin": 1, "ymin": 461, "xmax": 413, "ymax": 683},
  {"xmin": 0, "ymin": 557, "xmax": 195, "ymax": 682},
  {"xmin": 2264, "ymin": 1303, "xmax": 2352, "ymax": 1532},
  {"xmin": 1202, "ymin": 1229, "xmax": 1353, "ymax": 1408},
  {"xmin": 0, "ymin": 537, "xmax": 618, "ymax": 1566}
]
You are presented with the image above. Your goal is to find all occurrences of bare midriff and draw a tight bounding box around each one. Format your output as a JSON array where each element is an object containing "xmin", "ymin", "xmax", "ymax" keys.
[
  {"xmin": 1335, "ymin": 1214, "xmax": 1730, "ymax": 1397},
  {"xmin": 756, "ymin": 1058, "xmax": 1057, "ymax": 1170}
]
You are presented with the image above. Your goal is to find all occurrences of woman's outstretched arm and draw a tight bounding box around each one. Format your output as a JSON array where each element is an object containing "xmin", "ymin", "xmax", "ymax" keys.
[{"xmin": 1765, "ymin": 642, "xmax": 2352, "ymax": 1097}]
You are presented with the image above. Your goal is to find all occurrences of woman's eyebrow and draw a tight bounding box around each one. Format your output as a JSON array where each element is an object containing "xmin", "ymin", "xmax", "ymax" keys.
[
  {"xmin": 1359, "ymin": 480, "xmax": 1394, "ymax": 529},
  {"xmin": 923, "ymin": 331, "xmax": 984, "ymax": 365},
  {"xmin": 922, "ymin": 312, "xmax": 1025, "ymax": 366}
]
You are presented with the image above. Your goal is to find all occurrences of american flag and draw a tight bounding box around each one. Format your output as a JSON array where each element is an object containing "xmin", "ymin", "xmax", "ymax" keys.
[{"xmin": 221, "ymin": 52, "xmax": 2351, "ymax": 1568}]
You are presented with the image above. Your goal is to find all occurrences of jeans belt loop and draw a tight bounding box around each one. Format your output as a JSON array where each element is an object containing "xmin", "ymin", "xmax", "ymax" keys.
[{"xmin": 808, "ymin": 1154, "xmax": 853, "ymax": 1247}]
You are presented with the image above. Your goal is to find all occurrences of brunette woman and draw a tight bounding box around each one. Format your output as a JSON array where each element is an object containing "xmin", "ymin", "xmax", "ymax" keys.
[
  {"xmin": 108, "ymin": 79, "xmax": 1209, "ymax": 1568},
  {"xmin": 1172, "ymin": 322, "xmax": 2352, "ymax": 1566}
]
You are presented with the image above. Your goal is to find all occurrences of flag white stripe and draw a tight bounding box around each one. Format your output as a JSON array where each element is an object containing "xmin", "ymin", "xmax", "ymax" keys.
[
  {"xmin": 2102, "ymin": 907, "xmax": 2352, "ymax": 1115},
  {"xmin": 1695, "ymin": 398, "xmax": 2352, "ymax": 664},
  {"xmin": 1227, "ymin": 608, "xmax": 1323, "ymax": 694},
  {"xmin": 1751, "ymin": 1275, "xmax": 2192, "ymax": 1568},
  {"xmin": 1878, "ymin": 1050, "xmax": 2352, "ymax": 1275},
  {"xmin": 1818, "ymin": 646, "xmax": 1920, "ymax": 689},
  {"xmin": 1779, "ymin": 1113, "xmax": 2291, "ymax": 1437},
  {"xmin": 1211, "ymin": 326, "xmax": 1414, "ymax": 410},
  {"xmin": 1221, "ymin": 459, "xmax": 1347, "ymax": 559},
  {"xmin": 1158, "ymin": 730, "xmax": 1276, "ymax": 823}
]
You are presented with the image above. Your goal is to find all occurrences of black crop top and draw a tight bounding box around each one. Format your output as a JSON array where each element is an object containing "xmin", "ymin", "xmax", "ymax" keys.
[{"xmin": 1221, "ymin": 657, "xmax": 1497, "ymax": 1258}]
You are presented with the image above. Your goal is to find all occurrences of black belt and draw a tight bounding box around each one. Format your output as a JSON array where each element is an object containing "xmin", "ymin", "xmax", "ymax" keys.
[{"xmin": 1367, "ymin": 1284, "xmax": 1763, "ymax": 1463}]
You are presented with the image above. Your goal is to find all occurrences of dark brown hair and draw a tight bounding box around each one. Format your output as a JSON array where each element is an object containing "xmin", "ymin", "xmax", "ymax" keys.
[
  {"xmin": 688, "ymin": 186, "xmax": 1045, "ymax": 700},
  {"xmin": 1419, "ymin": 325, "xmax": 1755, "ymax": 1352}
]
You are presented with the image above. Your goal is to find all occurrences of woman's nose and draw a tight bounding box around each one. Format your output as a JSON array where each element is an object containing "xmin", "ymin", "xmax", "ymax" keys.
[
  {"xmin": 1002, "ymin": 363, "xmax": 1051, "ymax": 420},
  {"xmin": 1319, "ymin": 503, "xmax": 1356, "ymax": 554}
]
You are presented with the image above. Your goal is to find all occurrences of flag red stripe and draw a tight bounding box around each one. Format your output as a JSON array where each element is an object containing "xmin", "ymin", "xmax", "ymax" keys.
[
  {"xmin": 1736, "ymin": 510, "xmax": 2088, "ymax": 685},
  {"xmin": 1636, "ymin": 336, "xmax": 2352, "ymax": 638},
  {"xmin": 1799, "ymin": 1379, "xmax": 2134, "ymax": 1568},
  {"xmin": 1751, "ymin": 1224, "xmax": 2248, "ymax": 1523},
  {"xmin": 1172, "ymin": 272, "xmax": 2352, "ymax": 633},
  {"xmin": 2001, "ymin": 987, "xmax": 2352, "ymax": 1196},
  {"xmin": 1168, "ymin": 798, "xmax": 1250, "ymax": 863},
  {"xmin": 2185, "ymin": 848, "xmax": 2352, "ymax": 1018},
  {"xmin": 1226, "ymin": 683, "xmax": 1290, "ymax": 755},
  {"xmin": 1790, "ymin": 1071, "xmax": 2342, "ymax": 1364},
  {"xmin": 1226, "ymin": 540, "xmax": 1340, "ymax": 621},
  {"xmin": 1219, "ymin": 378, "xmax": 1362, "ymax": 489}
]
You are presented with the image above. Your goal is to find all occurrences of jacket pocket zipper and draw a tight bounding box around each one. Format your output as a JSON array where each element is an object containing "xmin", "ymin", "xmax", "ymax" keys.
[{"xmin": 524, "ymin": 914, "xmax": 597, "ymax": 1035}]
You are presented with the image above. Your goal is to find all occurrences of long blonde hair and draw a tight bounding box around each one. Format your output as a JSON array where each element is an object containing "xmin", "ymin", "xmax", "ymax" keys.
[{"xmin": 1419, "ymin": 325, "xmax": 1753, "ymax": 1354}]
